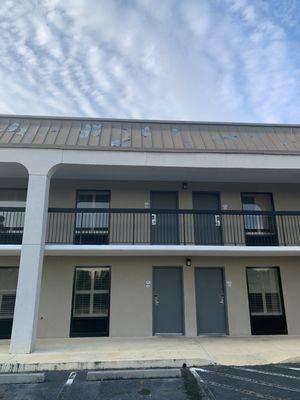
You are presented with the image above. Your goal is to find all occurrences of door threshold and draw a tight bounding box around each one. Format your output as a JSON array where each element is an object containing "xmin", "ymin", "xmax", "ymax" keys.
[
  {"xmin": 154, "ymin": 333, "xmax": 184, "ymax": 337},
  {"xmin": 197, "ymin": 334, "xmax": 228, "ymax": 337}
]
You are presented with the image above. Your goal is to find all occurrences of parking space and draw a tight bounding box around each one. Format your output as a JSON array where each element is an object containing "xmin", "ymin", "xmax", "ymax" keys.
[
  {"xmin": 194, "ymin": 363, "xmax": 300, "ymax": 399},
  {"xmin": 0, "ymin": 370, "xmax": 191, "ymax": 400},
  {"xmin": 1, "ymin": 364, "xmax": 300, "ymax": 399}
]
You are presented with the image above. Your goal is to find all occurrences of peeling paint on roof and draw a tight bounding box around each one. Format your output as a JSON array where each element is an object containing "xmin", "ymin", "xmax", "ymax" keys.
[
  {"xmin": 80, "ymin": 123, "xmax": 91, "ymax": 138},
  {"xmin": 111, "ymin": 139, "xmax": 121, "ymax": 147},
  {"xmin": 0, "ymin": 115, "xmax": 300, "ymax": 154},
  {"xmin": 121, "ymin": 128, "xmax": 131, "ymax": 147},
  {"xmin": 141, "ymin": 125, "xmax": 151, "ymax": 137},
  {"xmin": 91, "ymin": 123, "xmax": 102, "ymax": 136},
  {"xmin": 7, "ymin": 122, "xmax": 19, "ymax": 132}
]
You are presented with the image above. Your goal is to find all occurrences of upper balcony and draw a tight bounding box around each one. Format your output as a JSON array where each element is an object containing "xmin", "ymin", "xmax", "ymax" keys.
[{"xmin": 1, "ymin": 207, "xmax": 300, "ymax": 248}]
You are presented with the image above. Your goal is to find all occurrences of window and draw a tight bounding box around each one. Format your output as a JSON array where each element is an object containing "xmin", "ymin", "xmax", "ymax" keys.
[
  {"xmin": 73, "ymin": 268, "xmax": 110, "ymax": 317},
  {"xmin": 241, "ymin": 193, "xmax": 274, "ymax": 232},
  {"xmin": 0, "ymin": 268, "xmax": 18, "ymax": 319},
  {"xmin": 76, "ymin": 191, "xmax": 110, "ymax": 209},
  {"xmin": 247, "ymin": 268, "xmax": 283, "ymax": 316},
  {"xmin": 76, "ymin": 191, "xmax": 110, "ymax": 232}
]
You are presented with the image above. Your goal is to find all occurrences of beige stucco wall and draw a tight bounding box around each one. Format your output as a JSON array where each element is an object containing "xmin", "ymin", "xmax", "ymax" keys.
[
  {"xmin": 27, "ymin": 256, "xmax": 300, "ymax": 338},
  {"xmin": 0, "ymin": 256, "xmax": 20, "ymax": 266},
  {"xmin": 47, "ymin": 179, "xmax": 300, "ymax": 212},
  {"xmin": 1, "ymin": 255, "xmax": 300, "ymax": 339},
  {"xmin": 46, "ymin": 180, "xmax": 300, "ymax": 246},
  {"xmin": 3, "ymin": 179, "xmax": 300, "ymax": 246}
]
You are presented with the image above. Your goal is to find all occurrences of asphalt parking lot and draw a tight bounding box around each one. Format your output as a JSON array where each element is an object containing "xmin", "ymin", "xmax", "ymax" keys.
[
  {"xmin": 0, "ymin": 370, "xmax": 190, "ymax": 400},
  {"xmin": 193, "ymin": 363, "xmax": 300, "ymax": 399},
  {"xmin": 0, "ymin": 363, "xmax": 300, "ymax": 400}
]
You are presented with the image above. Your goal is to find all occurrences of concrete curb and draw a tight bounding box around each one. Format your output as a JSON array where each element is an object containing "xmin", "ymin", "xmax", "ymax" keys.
[
  {"xmin": 188, "ymin": 368, "xmax": 216, "ymax": 399},
  {"xmin": 87, "ymin": 368, "xmax": 181, "ymax": 381},
  {"xmin": 0, "ymin": 373, "xmax": 45, "ymax": 384},
  {"xmin": 0, "ymin": 358, "xmax": 213, "ymax": 373}
]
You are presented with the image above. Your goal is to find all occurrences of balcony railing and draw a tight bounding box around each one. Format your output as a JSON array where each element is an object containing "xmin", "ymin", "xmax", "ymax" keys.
[
  {"xmin": 45, "ymin": 208, "xmax": 300, "ymax": 246},
  {"xmin": 0, "ymin": 208, "xmax": 25, "ymax": 244},
  {"xmin": 2, "ymin": 207, "xmax": 300, "ymax": 247}
]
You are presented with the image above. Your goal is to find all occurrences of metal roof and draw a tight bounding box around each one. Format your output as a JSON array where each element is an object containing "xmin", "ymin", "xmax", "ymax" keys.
[{"xmin": 1, "ymin": 114, "xmax": 300, "ymax": 154}]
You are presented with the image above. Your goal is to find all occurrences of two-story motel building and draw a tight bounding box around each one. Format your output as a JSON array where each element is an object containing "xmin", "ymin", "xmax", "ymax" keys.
[{"xmin": 1, "ymin": 114, "xmax": 300, "ymax": 354}]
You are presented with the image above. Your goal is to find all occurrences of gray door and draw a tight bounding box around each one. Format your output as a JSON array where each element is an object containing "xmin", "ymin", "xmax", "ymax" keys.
[
  {"xmin": 195, "ymin": 268, "xmax": 227, "ymax": 335},
  {"xmin": 153, "ymin": 267, "xmax": 184, "ymax": 335},
  {"xmin": 193, "ymin": 192, "xmax": 222, "ymax": 245},
  {"xmin": 150, "ymin": 192, "xmax": 179, "ymax": 244}
]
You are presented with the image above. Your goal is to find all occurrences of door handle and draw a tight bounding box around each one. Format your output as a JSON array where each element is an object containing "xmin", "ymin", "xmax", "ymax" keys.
[
  {"xmin": 215, "ymin": 215, "xmax": 221, "ymax": 227},
  {"xmin": 154, "ymin": 294, "xmax": 159, "ymax": 306},
  {"xmin": 151, "ymin": 214, "xmax": 157, "ymax": 226},
  {"xmin": 219, "ymin": 294, "xmax": 224, "ymax": 304}
]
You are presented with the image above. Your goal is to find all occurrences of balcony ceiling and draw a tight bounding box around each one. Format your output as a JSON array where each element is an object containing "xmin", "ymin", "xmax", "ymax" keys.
[
  {"xmin": 1, "ymin": 114, "xmax": 300, "ymax": 155},
  {"xmin": 1, "ymin": 162, "xmax": 300, "ymax": 183},
  {"xmin": 52, "ymin": 164, "xmax": 300, "ymax": 183},
  {"xmin": 0, "ymin": 162, "xmax": 28, "ymax": 178}
]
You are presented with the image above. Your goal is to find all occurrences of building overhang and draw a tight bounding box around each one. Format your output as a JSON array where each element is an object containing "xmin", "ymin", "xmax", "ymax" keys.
[
  {"xmin": 0, "ymin": 245, "xmax": 22, "ymax": 255},
  {"xmin": 1, "ymin": 147, "xmax": 300, "ymax": 183},
  {"xmin": 43, "ymin": 244, "xmax": 300, "ymax": 257},
  {"xmin": 2, "ymin": 244, "xmax": 300, "ymax": 257}
]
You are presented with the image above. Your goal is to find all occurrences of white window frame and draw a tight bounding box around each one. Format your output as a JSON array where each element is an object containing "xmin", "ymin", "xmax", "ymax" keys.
[
  {"xmin": 242, "ymin": 193, "xmax": 274, "ymax": 233},
  {"xmin": 76, "ymin": 191, "xmax": 110, "ymax": 233},
  {"xmin": 247, "ymin": 267, "xmax": 283, "ymax": 316},
  {"xmin": 73, "ymin": 267, "xmax": 110, "ymax": 318},
  {"xmin": 0, "ymin": 266, "xmax": 18, "ymax": 320},
  {"xmin": 0, "ymin": 290, "xmax": 16, "ymax": 319}
]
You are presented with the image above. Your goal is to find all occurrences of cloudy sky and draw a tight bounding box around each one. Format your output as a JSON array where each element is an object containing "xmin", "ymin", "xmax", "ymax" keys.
[{"xmin": 0, "ymin": 0, "xmax": 299, "ymax": 123}]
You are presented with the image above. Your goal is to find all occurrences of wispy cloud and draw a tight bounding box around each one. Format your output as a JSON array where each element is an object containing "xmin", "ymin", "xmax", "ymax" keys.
[{"xmin": 0, "ymin": 0, "xmax": 299, "ymax": 123}]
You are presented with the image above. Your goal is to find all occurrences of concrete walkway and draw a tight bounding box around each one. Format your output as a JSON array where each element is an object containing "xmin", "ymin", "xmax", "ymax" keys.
[{"xmin": 1, "ymin": 336, "xmax": 300, "ymax": 373}]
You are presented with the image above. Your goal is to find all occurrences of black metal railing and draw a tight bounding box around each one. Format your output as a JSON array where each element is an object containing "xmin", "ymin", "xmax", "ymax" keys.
[
  {"xmin": 0, "ymin": 207, "xmax": 25, "ymax": 244},
  {"xmin": 2, "ymin": 207, "xmax": 300, "ymax": 247},
  {"xmin": 45, "ymin": 208, "xmax": 300, "ymax": 246}
]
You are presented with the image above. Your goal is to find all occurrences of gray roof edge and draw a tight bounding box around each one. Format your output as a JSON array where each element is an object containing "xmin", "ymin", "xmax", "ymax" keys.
[
  {"xmin": 1, "ymin": 113, "xmax": 300, "ymax": 129},
  {"xmin": 0, "ymin": 142, "xmax": 299, "ymax": 156}
]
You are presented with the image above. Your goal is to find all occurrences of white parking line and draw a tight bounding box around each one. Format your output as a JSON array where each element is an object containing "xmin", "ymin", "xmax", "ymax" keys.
[
  {"xmin": 203, "ymin": 379, "xmax": 288, "ymax": 400},
  {"xmin": 190, "ymin": 367, "xmax": 206, "ymax": 382},
  {"xmin": 193, "ymin": 368, "xmax": 290, "ymax": 400},
  {"xmin": 231, "ymin": 366, "xmax": 300, "ymax": 380},
  {"xmin": 66, "ymin": 372, "xmax": 77, "ymax": 385},
  {"xmin": 194, "ymin": 367, "xmax": 300, "ymax": 394},
  {"xmin": 195, "ymin": 368, "xmax": 210, "ymax": 373},
  {"xmin": 189, "ymin": 367, "xmax": 217, "ymax": 399},
  {"xmin": 282, "ymin": 366, "xmax": 300, "ymax": 372},
  {"xmin": 57, "ymin": 372, "xmax": 77, "ymax": 400}
]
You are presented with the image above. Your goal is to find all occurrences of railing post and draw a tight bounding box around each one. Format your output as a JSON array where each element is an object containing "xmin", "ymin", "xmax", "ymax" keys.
[
  {"xmin": 280, "ymin": 215, "xmax": 287, "ymax": 246},
  {"xmin": 80, "ymin": 210, "xmax": 83, "ymax": 244},
  {"xmin": 183, "ymin": 212, "xmax": 186, "ymax": 245},
  {"xmin": 132, "ymin": 212, "xmax": 135, "ymax": 245}
]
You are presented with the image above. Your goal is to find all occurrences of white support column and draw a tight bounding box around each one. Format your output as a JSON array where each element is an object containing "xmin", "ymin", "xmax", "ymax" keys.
[{"xmin": 9, "ymin": 173, "xmax": 50, "ymax": 354}]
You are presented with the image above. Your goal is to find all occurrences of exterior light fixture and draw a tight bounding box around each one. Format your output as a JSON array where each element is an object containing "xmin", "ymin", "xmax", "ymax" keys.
[
  {"xmin": 186, "ymin": 258, "xmax": 192, "ymax": 267},
  {"xmin": 182, "ymin": 182, "xmax": 188, "ymax": 190}
]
